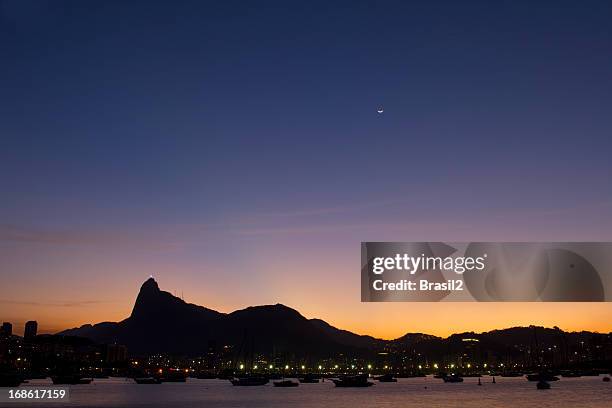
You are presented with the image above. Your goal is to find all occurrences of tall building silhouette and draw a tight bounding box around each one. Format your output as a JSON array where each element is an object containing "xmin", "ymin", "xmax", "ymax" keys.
[
  {"xmin": 106, "ymin": 344, "xmax": 128, "ymax": 363},
  {"xmin": 1, "ymin": 322, "xmax": 12, "ymax": 337},
  {"xmin": 24, "ymin": 321, "xmax": 38, "ymax": 339}
]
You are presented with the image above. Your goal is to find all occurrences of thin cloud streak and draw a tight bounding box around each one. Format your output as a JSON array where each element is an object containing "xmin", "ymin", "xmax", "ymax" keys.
[
  {"xmin": 2, "ymin": 198, "xmax": 610, "ymax": 245},
  {"xmin": 0, "ymin": 299, "xmax": 105, "ymax": 308},
  {"xmin": 0, "ymin": 224, "xmax": 190, "ymax": 250},
  {"xmin": 253, "ymin": 198, "xmax": 414, "ymax": 218},
  {"xmin": 231, "ymin": 221, "xmax": 468, "ymax": 236}
]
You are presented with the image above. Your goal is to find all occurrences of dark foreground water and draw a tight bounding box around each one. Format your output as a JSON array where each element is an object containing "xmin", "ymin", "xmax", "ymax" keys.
[{"xmin": 3, "ymin": 376, "xmax": 611, "ymax": 408}]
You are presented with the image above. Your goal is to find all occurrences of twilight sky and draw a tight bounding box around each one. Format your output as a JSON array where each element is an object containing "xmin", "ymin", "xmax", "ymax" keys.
[{"xmin": 1, "ymin": 0, "xmax": 612, "ymax": 338}]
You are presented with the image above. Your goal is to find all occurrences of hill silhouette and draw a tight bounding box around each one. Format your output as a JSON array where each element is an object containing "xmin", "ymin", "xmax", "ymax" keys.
[{"xmin": 60, "ymin": 278, "xmax": 378, "ymax": 355}]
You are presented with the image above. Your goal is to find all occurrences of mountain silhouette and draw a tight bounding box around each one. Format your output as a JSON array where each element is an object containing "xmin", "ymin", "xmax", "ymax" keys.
[{"xmin": 60, "ymin": 278, "xmax": 377, "ymax": 355}]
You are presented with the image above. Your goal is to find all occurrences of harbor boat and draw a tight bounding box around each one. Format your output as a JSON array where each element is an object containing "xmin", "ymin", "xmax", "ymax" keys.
[
  {"xmin": 0, "ymin": 373, "xmax": 22, "ymax": 387},
  {"xmin": 273, "ymin": 379, "xmax": 299, "ymax": 387},
  {"xmin": 526, "ymin": 373, "xmax": 559, "ymax": 382},
  {"xmin": 298, "ymin": 374, "xmax": 320, "ymax": 383},
  {"xmin": 23, "ymin": 372, "xmax": 48, "ymax": 380},
  {"xmin": 195, "ymin": 372, "xmax": 217, "ymax": 379},
  {"xmin": 332, "ymin": 374, "xmax": 374, "ymax": 388},
  {"xmin": 442, "ymin": 374, "xmax": 464, "ymax": 383},
  {"xmin": 51, "ymin": 375, "xmax": 92, "ymax": 385},
  {"xmin": 134, "ymin": 377, "xmax": 162, "ymax": 384},
  {"xmin": 374, "ymin": 374, "xmax": 398, "ymax": 382},
  {"xmin": 159, "ymin": 372, "xmax": 187, "ymax": 382},
  {"xmin": 230, "ymin": 376, "xmax": 269, "ymax": 386},
  {"xmin": 433, "ymin": 372, "xmax": 447, "ymax": 379},
  {"xmin": 217, "ymin": 372, "xmax": 233, "ymax": 380},
  {"xmin": 500, "ymin": 372, "xmax": 522, "ymax": 377},
  {"xmin": 536, "ymin": 380, "xmax": 551, "ymax": 390}
]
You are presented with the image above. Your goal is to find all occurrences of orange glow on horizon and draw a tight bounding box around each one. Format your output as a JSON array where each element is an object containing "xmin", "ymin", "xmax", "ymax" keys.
[
  {"xmin": 2, "ymin": 268, "xmax": 611, "ymax": 339},
  {"xmin": 5, "ymin": 298, "xmax": 612, "ymax": 340}
]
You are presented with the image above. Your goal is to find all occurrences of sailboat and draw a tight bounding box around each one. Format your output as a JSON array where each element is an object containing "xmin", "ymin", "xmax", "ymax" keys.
[
  {"xmin": 231, "ymin": 376, "xmax": 269, "ymax": 386},
  {"xmin": 134, "ymin": 377, "xmax": 162, "ymax": 384},
  {"xmin": 230, "ymin": 330, "xmax": 269, "ymax": 386},
  {"xmin": 374, "ymin": 373, "xmax": 398, "ymax": 382},
  {"xmin": 0, "ymin": 373, "xmax": 22, "ymax": 387},
  {"xmin": 298, "ymin": 374, "xmax": 320, "ymax": 383},
  {"xmin": 442, "ymin": 374, "xmax": 464, "ymax": 383},
  {"xmin": 332, "ymin": 374, "xmax": 374, "ymax": 387},
  {"xmin": 273, "ymin": 379, "xmax": 299, "ymax": 387}
]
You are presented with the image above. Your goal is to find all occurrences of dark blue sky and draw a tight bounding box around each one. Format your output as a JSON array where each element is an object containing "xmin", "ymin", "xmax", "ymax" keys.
[{"xmin": 1, "ymin": 1, "xmax": 612, "ymax": 336}]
